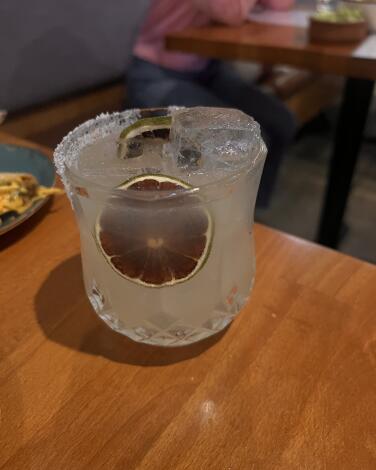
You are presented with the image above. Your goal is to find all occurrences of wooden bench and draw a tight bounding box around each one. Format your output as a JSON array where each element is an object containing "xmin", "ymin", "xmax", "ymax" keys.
[{"xmin": 1, "ymin": 71, "xmax": 342, "ymax": 147}]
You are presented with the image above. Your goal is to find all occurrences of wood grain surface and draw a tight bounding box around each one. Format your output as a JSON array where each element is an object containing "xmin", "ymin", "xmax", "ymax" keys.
[
  {"xmin": 166, "ymin": 22, "xmax": 376, "ymax": 80},
  {"xmin": 1, "ymin": 133, "xmax": 376, "ymax": 469}
]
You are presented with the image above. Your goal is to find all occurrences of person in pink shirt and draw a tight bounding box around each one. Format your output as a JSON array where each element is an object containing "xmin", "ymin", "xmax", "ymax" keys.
[{"xmin": 127, "ymin": 0, "xmax": 297, "ymax": 206}]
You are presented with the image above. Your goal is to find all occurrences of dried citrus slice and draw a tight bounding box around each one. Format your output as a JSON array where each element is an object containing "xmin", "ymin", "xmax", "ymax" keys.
[
  {"xmin": 95, "ymin": 174, "xmax": 213, "ymax": 287},
  {"xmin": 117, "ymin": 116, "xmax": 172, "ymax": 159}
]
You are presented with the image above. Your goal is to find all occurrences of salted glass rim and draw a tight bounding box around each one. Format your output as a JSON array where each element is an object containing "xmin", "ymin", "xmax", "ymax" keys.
[{"xmin": 54, "ymin": 108, "xmax": 266, "ymax": 203}]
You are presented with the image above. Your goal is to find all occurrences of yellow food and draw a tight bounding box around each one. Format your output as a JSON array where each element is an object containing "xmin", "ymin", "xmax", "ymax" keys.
[{"xmin": 0, "ymin": 172, "xmax": 63, "ymax": 221}]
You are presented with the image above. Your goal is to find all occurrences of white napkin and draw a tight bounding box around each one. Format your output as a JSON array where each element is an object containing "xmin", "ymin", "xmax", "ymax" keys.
[
  {"xmin": 249, "ymin": 0, "xmax": 315, "ymax": 28},
  {"xmin": 352, "ymin": 35, "xmax": 376, "ymax": 60}
]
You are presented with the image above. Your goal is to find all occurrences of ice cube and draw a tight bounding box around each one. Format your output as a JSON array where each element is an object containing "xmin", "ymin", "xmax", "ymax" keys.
[{"xmin": 168, "ymin": 107, "xmax": 261, "ymax": 173}]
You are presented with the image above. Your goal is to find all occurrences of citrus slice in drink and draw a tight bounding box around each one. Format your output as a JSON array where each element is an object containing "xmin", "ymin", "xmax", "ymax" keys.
[
  {"xmin": 95, "ymin": 174, "xmax": 213, "ymax": 287},
  {"xmin": 117, "ymin": 116, "xmax": 172, "ymax": 159}
]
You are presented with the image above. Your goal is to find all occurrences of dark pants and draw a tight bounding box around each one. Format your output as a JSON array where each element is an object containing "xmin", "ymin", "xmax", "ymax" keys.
[{"xmin": 126, "ymin": 57, "xmax": 296, "ymax": 206}]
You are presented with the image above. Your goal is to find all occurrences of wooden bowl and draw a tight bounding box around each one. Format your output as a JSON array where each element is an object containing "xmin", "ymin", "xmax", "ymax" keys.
[{"xmin": 309, "ymin": 17, "xmax": 368, "ymax": 43}]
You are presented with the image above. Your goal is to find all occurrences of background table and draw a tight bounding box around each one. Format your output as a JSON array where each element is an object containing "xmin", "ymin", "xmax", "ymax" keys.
[
  {"xmin": 1, "ymin": 133, "xmax": 376, "ymax": 469},
  {"xmin": 167, "ymin": 22, "xmax": 376, "ymax": 249}
]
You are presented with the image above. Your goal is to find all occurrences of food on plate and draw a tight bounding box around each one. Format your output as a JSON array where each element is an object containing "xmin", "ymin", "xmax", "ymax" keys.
[{"xmin": 0, "ymin": 172, "xmax": 62, "ymax": 222}]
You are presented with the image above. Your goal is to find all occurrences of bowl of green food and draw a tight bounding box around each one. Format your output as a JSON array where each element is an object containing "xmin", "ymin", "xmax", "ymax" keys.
[{"xmin": 309, "ymin": 6, "xmax": 368, "ymax": 43}]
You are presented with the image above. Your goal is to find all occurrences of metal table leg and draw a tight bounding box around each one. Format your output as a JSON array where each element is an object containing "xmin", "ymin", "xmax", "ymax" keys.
[{"xmin": 317, "ymin": 78, "xmax": 374, "ymax": 248}]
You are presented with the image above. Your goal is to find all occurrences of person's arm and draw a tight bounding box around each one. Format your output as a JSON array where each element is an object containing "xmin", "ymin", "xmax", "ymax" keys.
[
  {"xmin": 193, "ymin": 0, "xmax": 257, "ymax": 26},
  {"xmin": 260, "ymin": 0, "xmax": 295, "ymax": 11}
]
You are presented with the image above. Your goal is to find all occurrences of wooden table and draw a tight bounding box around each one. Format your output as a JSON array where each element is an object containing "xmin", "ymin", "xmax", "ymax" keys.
[
  {"xmin": 1, "ymin": 133, "xmax": 376, "ymax": 469},
  {"xmin": 167, "ymin": 21, "xmax": 376, "ymax": 248}
]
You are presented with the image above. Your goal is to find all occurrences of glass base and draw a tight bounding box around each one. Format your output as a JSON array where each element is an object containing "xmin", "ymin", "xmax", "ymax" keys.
[
  {"xmin": 96, "ymin": 310, "xmax": 237, "ymax": 346},
  {"xmin": 87, "ymin": 278, "xmax": 250, "ymax": 346}
]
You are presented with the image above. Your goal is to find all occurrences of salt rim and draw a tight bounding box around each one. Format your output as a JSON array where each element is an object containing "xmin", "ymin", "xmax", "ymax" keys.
[
  {"xmin": 54, "ymin": 109, "xmax": 139, "ymax": 201},
  {"xmin": 54, "ymin": 107, "xmax": 182, "ymax": 201},
  {"xmin": 54, "ymin": 106, "xmax": 265, "ymax": 203}
]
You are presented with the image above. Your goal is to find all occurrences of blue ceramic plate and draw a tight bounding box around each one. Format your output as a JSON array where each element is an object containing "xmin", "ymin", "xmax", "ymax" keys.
[{"xmin": 0, "ymin": 143, "xmax": 56, "ymax": 235}]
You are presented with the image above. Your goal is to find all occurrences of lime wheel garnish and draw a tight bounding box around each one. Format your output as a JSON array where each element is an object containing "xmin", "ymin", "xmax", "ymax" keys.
[
  {"xmin": 95, "ymin": 174, "xmax": 213, "ymax": 287},
  {"xmin": 117, "ymin": 116, "xmax": 172, "ymax": 159}
]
